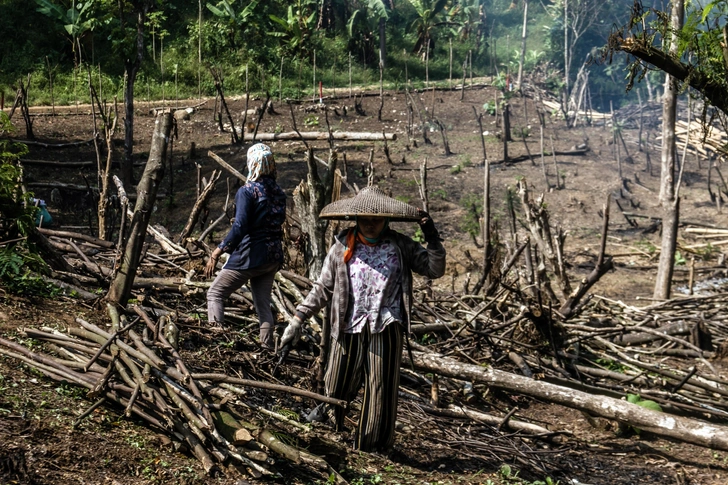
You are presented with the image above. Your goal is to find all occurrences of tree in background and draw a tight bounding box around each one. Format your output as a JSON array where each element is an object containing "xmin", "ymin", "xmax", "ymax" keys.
[
  {"xmin": 408, "ymin": 0, "xmax": 453, "ymax": 58},
  {"xmin": 206, "ymin": 0, "xmax": 259, "ymax": 53},
  {"xmin": 347, "ymin": 0, "xmax": 391, "ymax": 67},
  {"xmin": 545, "ymin": 0, "xmax": 618, "ymax": 115},
  {"xmin": 269, "ymin": 0, "xmax": 318, "ymax": 60},
  {"xmin": 652, "ymin": 0, "xmax": 684, "ymax": 300},
  {"xmin": 34, "ymin": 0, "xmax": 98, "ymax": 66},
  {"xmin": 606, "ymin": 0, "xmax": 728, "ymax": 297},
  {"xmin": 608, "ymin": 0, "xmax": 728, "ymax": 114},
  {"xmin": 114, "ymin": 0, "xmax": 159, "ymax": 186}
]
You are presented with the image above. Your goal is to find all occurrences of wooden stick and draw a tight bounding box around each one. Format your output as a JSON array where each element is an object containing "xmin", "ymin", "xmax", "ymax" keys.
[{"xmin": 207, "ymin": 150, "xmax": 246, "ymax": 183}]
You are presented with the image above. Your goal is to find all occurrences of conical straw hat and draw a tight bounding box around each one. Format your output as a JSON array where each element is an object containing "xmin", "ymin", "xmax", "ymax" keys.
[{"xmin": 319, "ymin": 186, "xmax": 421, "ymax": 221}]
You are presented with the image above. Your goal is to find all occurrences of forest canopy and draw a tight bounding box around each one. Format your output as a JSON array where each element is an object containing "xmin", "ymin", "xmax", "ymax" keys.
[{"xmin": 0, "ymin": 0, "xmax": 633, "ymax": 110}]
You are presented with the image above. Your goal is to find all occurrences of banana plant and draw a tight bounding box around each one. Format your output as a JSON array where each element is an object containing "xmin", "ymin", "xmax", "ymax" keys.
[
  {"xmin": 206, "ymin": 0, "xmax": 259, "ymax": 51},
  {"xmin": 407, "ymin": 0, "xmax": 457, "ymax": 56},
  {"xmin": 34, "ymin": 0, "xmax": 98, "ymax": 64},
  {"xmin": 346, "ymin": 0, "xmax": 390, "ymax": 66},
  {"xmin": 268, "ymin": 0, "xmax": 317, "ymax": 58}
]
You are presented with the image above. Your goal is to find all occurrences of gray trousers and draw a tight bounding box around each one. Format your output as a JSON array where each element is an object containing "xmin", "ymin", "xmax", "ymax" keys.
[{"xmin": 207, "ymin": 262, "xmax": 279, "ymax": 348}]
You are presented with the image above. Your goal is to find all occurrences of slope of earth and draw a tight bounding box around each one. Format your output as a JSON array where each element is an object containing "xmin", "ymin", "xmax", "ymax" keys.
[{"xmin": 2, "ymin": 80, "xmax": 728, "ymax": 485}]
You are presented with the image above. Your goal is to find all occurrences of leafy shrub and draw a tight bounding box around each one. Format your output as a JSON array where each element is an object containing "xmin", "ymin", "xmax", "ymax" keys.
[
  {"xmin": 0, "ymin": 247, "xmax": 58, "ymax": 297},
  {"xmin": 459, "ymin": 193, "xmax": 483, "ymax": 238},
  {"xmin": 0, "ymin": 114, "xmax": 56, "ymax": 297},
  {"xmin": 482, "ymin": 100, "xmax": 497, "ymax": 115},
  {"xmin": 432, "ymin": 188, "xmax": 448, "ymax": 200}
]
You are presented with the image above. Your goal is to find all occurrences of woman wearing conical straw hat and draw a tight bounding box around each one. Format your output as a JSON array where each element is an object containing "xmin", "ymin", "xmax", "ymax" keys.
[
  {"xmin": 280, "ymin": 186, "xmax": 446, "ymax": 452},
  {"xmin": 205, "ymin": 143, "xmax": 286, "ymax": 349}
]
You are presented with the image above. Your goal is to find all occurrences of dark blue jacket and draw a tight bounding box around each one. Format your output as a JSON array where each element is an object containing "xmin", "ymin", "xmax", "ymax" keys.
[{"xmin": 218, "ymin": 176, "xmax": 286, "ymax": 270}]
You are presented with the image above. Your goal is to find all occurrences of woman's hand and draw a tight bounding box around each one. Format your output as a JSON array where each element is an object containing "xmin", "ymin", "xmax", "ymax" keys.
[
  {"xmin": 204, "ymin": 249, "xmax": 223, "ymax": 279},
  {"xmin": 204, "ymin": 257, "xmax": 217, "ymax": 279},
  {"xmin": 280, "ymin": 316, "xmax": 303, "ymax": 349},
  {"xmin": 417, "ymin": 210, "xmax": 440, "ymax": 242}
]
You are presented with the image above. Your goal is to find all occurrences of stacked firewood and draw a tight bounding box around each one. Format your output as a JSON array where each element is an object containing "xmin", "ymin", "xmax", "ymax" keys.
[
  {"xmin": 0, "ymin": 305, "xmax": 348, "ymax": 482},
  {"xmin": 7, "ymin": 167, "xmax": 728, "ymax": 477}
]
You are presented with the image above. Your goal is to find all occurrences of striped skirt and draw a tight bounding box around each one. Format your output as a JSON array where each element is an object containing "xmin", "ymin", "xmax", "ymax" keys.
[{"xmin": 325, "ymin": 321, "xmax": 403, "ymax": 452}]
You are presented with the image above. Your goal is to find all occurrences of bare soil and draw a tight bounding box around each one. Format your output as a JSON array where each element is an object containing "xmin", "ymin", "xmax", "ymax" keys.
[{"xmin": 2, "ymin": 84, "xmax": 728, "ymax": 484}]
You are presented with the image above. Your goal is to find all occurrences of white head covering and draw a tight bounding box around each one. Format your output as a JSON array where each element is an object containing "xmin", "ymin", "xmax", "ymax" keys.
[{"xmin": 246, "ymin": 143, "xmax": 276, "ymax": 182}]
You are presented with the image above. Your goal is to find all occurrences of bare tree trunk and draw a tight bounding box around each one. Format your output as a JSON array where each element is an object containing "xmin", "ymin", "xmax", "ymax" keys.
[
  {"xmin": 19, "ymin": 75, "xmax": 34, "ymax": 140},
  {"xmin": 121, "ymin": 3, "xmax": 149, "ymax": 187},
  {"xmin": 449, "ymin": 38, "xmax": 453, "ymax": 89},
  {"xmin": 178, "ymin": 170, "xmax": 221, "ymax": 243},
  {"xmin": 654, "ymin": 0, "xmax": 685, "ymax": 300},
  {"xmin": 378, "ymin": 60, "xmax": 384, "ymax": 122},
  {"xmin": 518, "ymin": 179, "xmax": 571, "ymax": 300},
  {"xmin": 471, "ymin": 106, "xmax": 492, "ymax": 295},
  {"xmin": 517, "ymin": 0, "xmax": 529, "ymax": 91},
  {"xmin": 379, "ymin": 16, "xmax": 387, "ymax": 69},
  {"xmin": 210, "ymin": 68, "xmax": 239, "ymax": 144},
  {"xmin": 539, "ymin": 111, "xmax": 549, "ymax": 189},
  {"xmin": 198, "ymin": 0, "xmax": 202, "ymax": 101},
  {"xmin": 292, "ymin": 149, "xmax": 337, "ymax": 280},
  {"xmin": 107, "ymin": 112, "xmax": 173, "ymax": 306},
  {"xmin": 90, "ymin": 75, "xmax": 118, "ymax": 241},
  {"xmin": 563, "ymin": 0, "xmax": 569, "ymax": 97}
]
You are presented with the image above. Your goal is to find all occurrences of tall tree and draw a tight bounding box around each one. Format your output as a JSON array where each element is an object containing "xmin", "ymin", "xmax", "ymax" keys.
[
  {"xmin": 607, "ymin": 0, "xmax": 728, "ymax": 116},
  {"xmin": 407, "ymin": 0, "xmax": 452, "ymax": 57},
  {"xmin": 604, "ymin": 1, "xmax": 728, "ymax": 294},
  {"xmin": 517, "ymin": 0, "xmax": 529, "ymax": 90},
  {"xmin": 653, "ymin": 0, "xmax": 684, "ymax": 300},
  {"xmin": 206, "ymin": 0, "xmax": 259, "ymax": 52},
  {"xmin": 116, "ymin": 0, "xmax": 157, "ymax": 186},
  {"xmin": 107, "ymin": 112, "xmax": 173, "ymax": 306},
  {"xmin": 546, "ymin": 0, "xmax": 616, "ymax": 115},
  {"xmin": 346, "ymin": 0, "xmax": 391, "ymax": 66},
  {"xmin": 269, "ymin": 0, "xmax": 318, "ymax": 59}
]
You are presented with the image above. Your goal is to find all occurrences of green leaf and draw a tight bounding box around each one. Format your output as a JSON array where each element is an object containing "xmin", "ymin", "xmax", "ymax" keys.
[
  {"xmin": 206, "ymin": 3, "xmax": 227, "ymax": 18},
  {"xmin": 269, "ymin": 14, "xmax": 288, "ymax": 28},
  {"xmin": 368, "ymin": 0, "xmax": 389, "ymax": 20},
  {"xmin": 635, "ymin": 399, "xmax": 663, "ymax": 413},
  {"xmin": 347, "ymin": 9, "xmax": 362, "ymax": 37},
  {"xmin": 240, "ymin": 0, "xmax": 259, "ymax": 20},
  {"xmin": 34, "ymin": 0, "xmax": 66, "ymax": 21},
  {"xmin": 626, "ymin": 393, "xmax": 641, "ymax": 404}
]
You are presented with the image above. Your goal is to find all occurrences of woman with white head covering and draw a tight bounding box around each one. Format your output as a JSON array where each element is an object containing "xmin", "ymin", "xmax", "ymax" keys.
[{"xmin": 205, "ymin": 143, "xmax": 286, "ymax": 349}]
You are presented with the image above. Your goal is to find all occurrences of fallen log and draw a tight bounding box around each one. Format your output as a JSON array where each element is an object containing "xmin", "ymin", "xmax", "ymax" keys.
[
  {"xmin": 419, "ymin": 403, "xmax": 569, "ymax": 441},
  {"xmin": 491, "ymin": 147, "xmax": 589, "ymax": 166},
  {"xmin": 38, "ymin": 228, "xmax": 115, "ymax": 249},
  {"xmin": 27, "ymin": 182, "xmax": 166, "ymax": 200},
  {"xmin": 613, "ymin": 320, "xmax": 696, "ymax": 346},
  {"xmin": 20, "ymin": 159, "xmax": 146, "ymax": 168},
  {"xmin": 241, "ymin": 131, "xmax": 396, "ymax": 141},
  {"xmin": 149, "ymin": 100, "xmax": 206, "ymax": 115},
  {"xmin": 10, "ymin": 138, "xmax": 95, "ymax": 148},
  {"xmin": 408, "ymin": 350, "xmax": 728, "ymax": 452},
  {"xmin": 194, "ymin": 374, "xmax": 346, "ymax": 407},
  {"xmin": 20, "ymin": 159, "xmax": 96, "ymax": 168}
]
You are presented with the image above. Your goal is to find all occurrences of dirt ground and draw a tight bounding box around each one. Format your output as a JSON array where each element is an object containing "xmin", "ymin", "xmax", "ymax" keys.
[{"xmin": 2, "ymin": 83, "xmax": 728, "ymax": 484}]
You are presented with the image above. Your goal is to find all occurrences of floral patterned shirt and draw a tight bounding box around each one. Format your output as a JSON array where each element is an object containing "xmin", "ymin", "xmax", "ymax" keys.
[{"xmin": 344, "ymin": 239, "xmax": 403, "ymax": 334}]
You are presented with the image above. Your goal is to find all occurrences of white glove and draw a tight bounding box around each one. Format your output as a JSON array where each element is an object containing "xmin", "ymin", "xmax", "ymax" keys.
[{"xmin": 280, "ymin": 317, "xmax": 303, "ymax": 348}]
